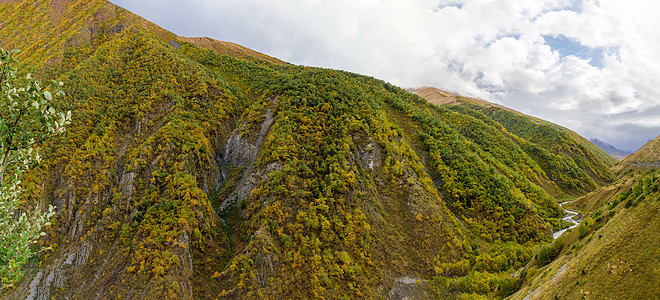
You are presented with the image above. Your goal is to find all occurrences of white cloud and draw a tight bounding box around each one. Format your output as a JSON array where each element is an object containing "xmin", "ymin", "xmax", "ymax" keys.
[{"xmin": 110, "ymin": 0, "xmax": 660, "ymax": 152}]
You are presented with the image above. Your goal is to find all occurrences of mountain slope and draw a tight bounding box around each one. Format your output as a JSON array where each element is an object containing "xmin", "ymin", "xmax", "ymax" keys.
[
  {"xmin": 412, "ymin": 87, "xmax": 617, "ymax": 193},
  {"xmin": 174, "ymin": 36, "xmax": 284, "ymax": 64},
  {"xmin": 510, "ymin": 171, "xmax": 660, "ymax": 299},
  {"xmin": 413, "ymin": 87, "xmax": 620, "ymax": 168},
  {"xmin": 618, "ymin": 135, "xmax": 660, "ymax": 170},
  {"xmin": 179, "ymin": 45, "xmax": 558, "ymax": 297},
  {"xmin": 0, "ymin": 0, "xmax": 279, "ymax": 75},
  {"xmin": 10, "ymin": 29, "xmax": 244, "ymax": 299},
  {"xmin": 510, "ymin": 138, "xmax": 660, "ymax": 299},
  {"xmin": 0, "ymin": 1, "xmax": 620, "ymax": 299}
]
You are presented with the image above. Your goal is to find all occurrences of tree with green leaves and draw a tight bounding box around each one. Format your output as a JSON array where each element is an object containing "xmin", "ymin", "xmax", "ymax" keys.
[{"xmin": 0, "ymin": 48, "xmax": 70, "ymax": 289}]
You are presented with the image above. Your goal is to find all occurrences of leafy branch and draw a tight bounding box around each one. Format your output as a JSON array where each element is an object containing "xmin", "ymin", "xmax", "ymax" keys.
[{"xmin": 0, "ymin": 48, "xmax": 70, "ymax": 289}]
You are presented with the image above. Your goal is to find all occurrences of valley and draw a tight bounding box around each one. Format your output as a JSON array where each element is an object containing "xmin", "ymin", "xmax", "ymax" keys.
[{"xmin": 0, "ymin": 0, "xmax": 658, "ymax": 299}]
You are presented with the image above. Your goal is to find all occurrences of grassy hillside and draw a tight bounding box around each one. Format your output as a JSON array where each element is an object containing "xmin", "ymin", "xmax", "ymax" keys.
[
  {"xmin": 510, "ymin": 170, "xmax": 660, "ymax": 299},
  {"xmin": 509, "ymin": 138, "xmax": 659, "ymax": 299},
  {"xmin": 1, "ymin": 1, "xmax": 621, "ymax": 299},
  {"xmin": 614, "ymin": 135, "xmax": 660, "ymax": 174}
]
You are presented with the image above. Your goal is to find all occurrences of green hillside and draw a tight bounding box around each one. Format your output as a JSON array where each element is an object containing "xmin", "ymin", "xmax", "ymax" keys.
[
  {"xmin": 0, "ymin": 0, "xmax": 622, "ymax": 299},
  {"xmin": 412, "ymin": 87, "xmax": 619, "ymax": 169},
  {"xmin": 510, "ymin": 170, "xmax": 660, "ymax": 299},
  {"xmin": 614, "ymin": 134, "xmax": 660, "ymax": 174},
  {"xmin": 508, "ymin": 137, "xmax": 660, "ymax": 299}
]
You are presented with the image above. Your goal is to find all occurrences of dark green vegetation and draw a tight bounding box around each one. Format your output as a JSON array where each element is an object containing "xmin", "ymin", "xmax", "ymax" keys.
[{"xmin": 0, "ymin": 0, "xmax": 627, "ymax": 299}]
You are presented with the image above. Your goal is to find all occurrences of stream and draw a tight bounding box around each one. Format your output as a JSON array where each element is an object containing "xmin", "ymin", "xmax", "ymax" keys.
[{"xmin": 552, "ymin": 200, "xmax": 581, "ymax": 239}]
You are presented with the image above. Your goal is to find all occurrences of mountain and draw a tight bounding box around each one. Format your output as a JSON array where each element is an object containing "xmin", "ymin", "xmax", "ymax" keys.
[
  {"xmin": 619, "ymin": 135, "xmax": 660, "ymax": 168},
  {"xmin": 610, "ymin": 135, "xmax": 660, "ymax": 175},
  {"xmin": 0, "ymin": 1, "xmax": 624, "ymax": 299},
  {"xmin": 510, "ymin": 139, "xmax": 660, "ymax": 299},
  {"xmin": 590, "ymin": 138, "xmax": 629, "ymax": 160},
  {"xmin": 411, "ymin": 87, "xmax": 619, "ymax": 186}
]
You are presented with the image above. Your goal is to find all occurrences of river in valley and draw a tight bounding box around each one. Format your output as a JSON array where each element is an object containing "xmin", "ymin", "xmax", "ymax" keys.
[{"xmin": 553, "ymin": 200, "xmax": 581, "ymax": 239}]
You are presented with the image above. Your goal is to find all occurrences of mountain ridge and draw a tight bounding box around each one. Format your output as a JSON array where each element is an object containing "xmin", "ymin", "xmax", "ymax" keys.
[
  {"xmin": 411, "ymin": 87, "xmax": 620, "ymax": 168},
  {"xmin": 620, "ymin": 135, "xmax": 660, "ymax": 166},
  {"xmin": 0, "ymin": 0, "xmax": 280, "ymax": 76}
]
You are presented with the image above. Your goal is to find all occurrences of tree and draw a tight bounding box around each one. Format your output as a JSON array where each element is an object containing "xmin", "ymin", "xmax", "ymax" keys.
[
  {"xmin": 537, "ymin": 245, "xmax": 551, "ymax": 266},
  {"xmin": 0, "ymin": 49, "xmax": 71, "ymax": 289}
]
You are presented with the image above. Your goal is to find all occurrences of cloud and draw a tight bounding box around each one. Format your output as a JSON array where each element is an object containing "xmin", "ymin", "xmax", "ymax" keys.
[{"xmin": 109, "ymin": 0, "xmax": 660, "ymax": 152}]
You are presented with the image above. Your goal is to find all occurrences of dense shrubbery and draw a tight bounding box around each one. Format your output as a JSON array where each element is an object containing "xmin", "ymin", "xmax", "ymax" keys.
[
  {"xmin": 536, "ymin": 236, "xmax": 565, "ymax": 266},
  {"xmin": 178, "ymin": 44, "xmax": 578, "ymax": 297},
  {"xmin": 14, "ymin": 29, "xmax": 244, "ymax": 297},
  {"xmin": 471, "ymin": 106, "xmax": 616, "ymax": 189}
]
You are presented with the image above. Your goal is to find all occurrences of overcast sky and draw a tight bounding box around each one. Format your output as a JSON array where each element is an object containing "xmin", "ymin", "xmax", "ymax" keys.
[{"xmin": 109, "ymin": 0, "xmax": 660, "ymax": 152}]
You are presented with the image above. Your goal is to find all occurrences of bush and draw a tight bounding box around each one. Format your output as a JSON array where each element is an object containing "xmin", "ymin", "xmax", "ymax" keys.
[
  {"xmin": 499, "ymin": 278, "xmax": 519, "ymax": 296},
  {"xmin": 537, "ymin": 246, "xmax": 552, "ymax": 266},
  {"xmin": 548, "ymin": 237, "xmax": 565, "ymax": 258},
  {"xmin": 578, "ymin": 223, "xmax": 589, "ymax": 238}
]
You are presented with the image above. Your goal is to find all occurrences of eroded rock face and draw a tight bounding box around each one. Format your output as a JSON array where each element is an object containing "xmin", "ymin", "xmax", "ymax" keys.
[
  {"xmin": 353, "ymin": 134, "xmax": 383, "ymax": 172},
  {"xmin": 24, "ymin": 242, "xmax": 92, "ymax": 300},
  {"xmin": 217, "ymin": 101, "xmax": 278, "ymax": 212},
  {"xmin": 251, "ymin": 227, "xmax": 280, "ymax": 288},
  {"xmin": 173, "ymin": 232, "xmax": 194, "ymax": 298},
  {"xmin": 219, "ymin": 102, "xmax": 275, "ymax": 169},
  {"xmin": 119, "ymin": 172, "xmax": 136, "ymax": 199},
  {"xmin": 387, "ymin": 277, "xmax": 430, "ymax": 300},
  {"xmin": 10, "ymin": 227, "xmax": 197, "ymax": 300},
  {"xmin": 220, "ymin": 132, "xmax": 259, "ymax": 169}
]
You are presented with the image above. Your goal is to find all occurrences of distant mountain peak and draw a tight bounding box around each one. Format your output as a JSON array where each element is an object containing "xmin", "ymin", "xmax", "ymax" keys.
[{"xmin": 590, "ymin": 138, "xmax": 630, "ymax": 160}]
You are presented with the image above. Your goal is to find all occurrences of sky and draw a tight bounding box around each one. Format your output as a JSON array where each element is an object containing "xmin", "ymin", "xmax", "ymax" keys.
[{"xmin": 109, "ymin": 0, "xmax": 660, "ymax": 152}]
